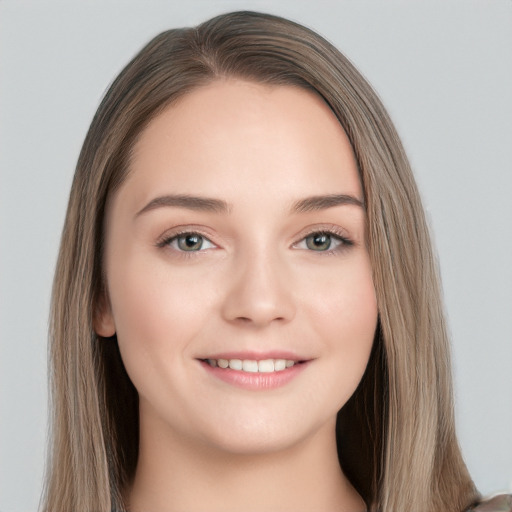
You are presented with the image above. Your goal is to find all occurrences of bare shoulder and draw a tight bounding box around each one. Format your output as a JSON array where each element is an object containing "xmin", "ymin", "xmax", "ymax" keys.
[{"xmin": 468, "ymin": 495, "xmax": 512, "ymax": 512}]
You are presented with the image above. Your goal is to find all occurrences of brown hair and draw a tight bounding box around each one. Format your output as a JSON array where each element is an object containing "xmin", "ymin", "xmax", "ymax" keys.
[{"xmin": 42, "ymin": 10, "xmax": 479, "ymax": 512}]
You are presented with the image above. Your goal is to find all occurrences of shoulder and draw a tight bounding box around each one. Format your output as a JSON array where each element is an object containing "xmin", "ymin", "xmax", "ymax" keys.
[{"xmin": 467, "ymin": 495, "xmax": 512, "ymax": 512}]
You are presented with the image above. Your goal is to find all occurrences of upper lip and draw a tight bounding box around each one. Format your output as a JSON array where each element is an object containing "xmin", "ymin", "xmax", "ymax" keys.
[{"xmin": 198, "ymin": 351, "xmax": 309, "ymax": 362}]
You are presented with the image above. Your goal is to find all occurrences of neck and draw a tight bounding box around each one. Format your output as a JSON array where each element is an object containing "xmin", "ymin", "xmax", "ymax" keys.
[{"xmin": 126, "ymin": 409, "xmax": 366, "ymax": 512}]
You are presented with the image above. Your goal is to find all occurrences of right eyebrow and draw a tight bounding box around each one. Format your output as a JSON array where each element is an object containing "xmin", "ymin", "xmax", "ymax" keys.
[{"xmin": 135, "ymin": 194, "xmax": 231, "ymax": 218}]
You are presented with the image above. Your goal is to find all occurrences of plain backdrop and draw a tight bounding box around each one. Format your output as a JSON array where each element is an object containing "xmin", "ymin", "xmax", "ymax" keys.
[{"xmin": 1, "ymin": 1, "xmax": 511, "ymax": 511}]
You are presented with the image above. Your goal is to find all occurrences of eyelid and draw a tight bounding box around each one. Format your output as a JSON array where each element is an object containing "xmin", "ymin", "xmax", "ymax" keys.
[
  {"xmin": 156, "ymin": 226, "xmax": 218, "ymax": 251},
  {"xmin": 291, "ymin": 225, "xmax": 354, "ymax": 252}
]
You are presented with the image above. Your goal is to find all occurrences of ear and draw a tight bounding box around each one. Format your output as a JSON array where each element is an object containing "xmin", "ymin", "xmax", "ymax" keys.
[{"xmin": 93, "ymin": 289, "xmax": 116, "ymax": 338}]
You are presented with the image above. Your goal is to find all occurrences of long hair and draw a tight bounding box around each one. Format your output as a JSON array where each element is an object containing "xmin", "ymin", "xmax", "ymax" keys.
[{"xmin": 42, "ymin": 11, "xmax": 479, "ymax": 512}]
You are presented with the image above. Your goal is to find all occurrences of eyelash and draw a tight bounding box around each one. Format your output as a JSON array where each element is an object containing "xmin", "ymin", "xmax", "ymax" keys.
[
  {"xmin": 156, "ymin": 227, "xmax": 354, "ymax": 256},
  {"xmin": 293, "ymin": 228, "xmax": 354, "ymax": 254},
  {"xmin": 156, "ymin": 229, "xmax": 215, "ymax": 256}
]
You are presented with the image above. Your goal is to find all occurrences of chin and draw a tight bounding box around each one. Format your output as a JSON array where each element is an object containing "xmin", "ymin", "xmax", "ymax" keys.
[
  {"xmin": 195, "ymin": 412, "xmax": 336, "ymax": 458},
  {"xmin": 204, "ymin": 431, "xmax": 304, "ymax": 457}
]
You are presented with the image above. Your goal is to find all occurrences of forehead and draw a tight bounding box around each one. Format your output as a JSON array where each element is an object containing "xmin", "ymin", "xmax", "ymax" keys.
[{"xmin": 123, "ymin": 79, "xmax": 361, "ymax": 208}]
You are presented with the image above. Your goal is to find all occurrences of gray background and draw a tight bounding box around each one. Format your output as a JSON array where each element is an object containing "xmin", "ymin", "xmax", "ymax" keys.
[{"xmin": 1, "ymin": 1, "xmax": 511, "ymax": 511}]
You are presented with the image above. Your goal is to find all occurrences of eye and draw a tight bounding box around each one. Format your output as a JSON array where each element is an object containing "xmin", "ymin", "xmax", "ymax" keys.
[
  {"xmin": 305, "ymin": 232, "xmax": 337, "ymax": 251},
  {"xmin": 294, "ymin": 230, "xmax": 352, "ymax": 252},
  {"xmin": 165, "ymin": 232, "xmax": 216, "ymax": 252}
]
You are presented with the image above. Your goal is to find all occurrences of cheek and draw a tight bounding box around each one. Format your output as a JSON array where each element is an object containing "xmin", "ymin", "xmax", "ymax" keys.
[
  {"xmin": 307, "ymin": 253, "xmax": 377, "ymax": 339},
  {"xmin": 105, "ymin": 254, "xmax": 215, "ymax": 390},
  {"xmin": 304, "ymin": 257, "xmax": 377, "ymax": 401}
]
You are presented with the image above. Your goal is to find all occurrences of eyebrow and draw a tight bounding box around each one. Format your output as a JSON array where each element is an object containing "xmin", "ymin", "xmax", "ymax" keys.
[
  {"xmin": 136, "ymin": 194, "xmax": 230, "ymax": 217},
  {"xmin": 135, "ymin": 192, "xmax": 364, "ymax": 218},
  {"xmin": 291, "ymin": 194, "xmax": 364, "ymax": 212}
]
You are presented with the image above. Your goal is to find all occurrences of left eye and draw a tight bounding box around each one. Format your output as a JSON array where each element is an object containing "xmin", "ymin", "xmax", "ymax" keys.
[
  {"xmin": 167, "ymin": 233, "xmax": 215, "ymax": 252},
  {"xmin": 295, "ymin": 232, "xmax": 345, "ymax": 252}
]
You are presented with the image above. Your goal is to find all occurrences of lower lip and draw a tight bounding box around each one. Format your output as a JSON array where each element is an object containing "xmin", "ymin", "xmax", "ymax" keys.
[{"xmin": 199, "ymin": 360, "xmax": 309, "ymax": 390}]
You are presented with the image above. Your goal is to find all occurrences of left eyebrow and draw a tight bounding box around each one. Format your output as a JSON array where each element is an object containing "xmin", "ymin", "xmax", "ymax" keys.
[{"xmin": 291, "ymin": 194, "xmax": 364, "ymax": 213}]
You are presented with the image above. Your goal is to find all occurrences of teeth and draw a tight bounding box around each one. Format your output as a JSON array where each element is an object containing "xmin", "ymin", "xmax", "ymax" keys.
[
  {"xmin": 258, "ymin": 359, "xmax": 274, "ymax": 373},
  {"xmin": 274, "ymin": 359, "xmax": 286, "ymax": 371},
  {"xmin": 229, "ymin": 359, "xmax": 242, "ymax": 370},
  {"xmin": 242, "ymin": 360, "xmax": 258, "ymax": 372},
  {"xmin": 206, "ymin": 358, "xmax": 297, "ymax": 372}
]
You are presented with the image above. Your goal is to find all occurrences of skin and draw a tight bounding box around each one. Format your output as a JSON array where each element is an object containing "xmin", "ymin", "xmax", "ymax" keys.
[{"xmin": 96, "ymin": 80, "xmax": 377, "ymax": 512}]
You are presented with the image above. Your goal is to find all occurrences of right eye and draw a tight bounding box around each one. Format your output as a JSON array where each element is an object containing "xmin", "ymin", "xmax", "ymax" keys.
[{"xmin": 164, "ymin": 233, "xmax": 216, "ymax": 252}]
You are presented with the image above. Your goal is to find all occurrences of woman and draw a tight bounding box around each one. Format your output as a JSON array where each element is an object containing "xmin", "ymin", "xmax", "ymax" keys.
[{"xmin": 41, "ymin": 10, "xmax": 510, "ymax": 512}]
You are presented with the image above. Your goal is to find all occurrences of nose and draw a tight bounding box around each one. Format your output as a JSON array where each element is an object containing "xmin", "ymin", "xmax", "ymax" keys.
[{"xmin": 220, "ymin": 250, "xmax": 296, "ymax": 328}]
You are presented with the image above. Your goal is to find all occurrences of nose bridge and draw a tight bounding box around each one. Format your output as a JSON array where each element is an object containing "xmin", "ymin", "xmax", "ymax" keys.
[{"xmin": 221, "ymin": 241, "xmax": 295, "ymax": 327}]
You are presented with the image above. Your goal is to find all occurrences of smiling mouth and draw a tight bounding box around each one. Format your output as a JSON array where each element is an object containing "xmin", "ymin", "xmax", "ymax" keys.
[{"xmin": 202, "ymin": 358, "xmax": 303, "ymax": 373}]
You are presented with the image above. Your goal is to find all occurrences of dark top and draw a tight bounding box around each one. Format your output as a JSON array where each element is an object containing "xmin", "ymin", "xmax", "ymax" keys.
[
  {"xmin": 469, "ymin": 495, "xmax": 512, "ymax": 512},
  {"xmin": 112, "ymin": 494, "xmax": 512, "ymax": 511}
]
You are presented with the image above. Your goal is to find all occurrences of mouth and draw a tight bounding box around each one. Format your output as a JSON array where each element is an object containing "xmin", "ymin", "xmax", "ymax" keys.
[
  {"xmin": 198, "ymin": 355, "xmax": 310, "ymax": 390},
  {"xmin": 201, "ymin": 358, "xmax": 304, "ymax": 373}
]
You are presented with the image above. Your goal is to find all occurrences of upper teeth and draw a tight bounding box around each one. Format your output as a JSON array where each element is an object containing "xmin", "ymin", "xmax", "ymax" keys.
[{"xmin": 207, "ymin": 358, "xmax": 296, "ymax": 373}]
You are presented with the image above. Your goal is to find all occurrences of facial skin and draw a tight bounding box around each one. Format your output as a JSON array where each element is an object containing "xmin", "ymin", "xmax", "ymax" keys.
[{"xmin": 96, "ymin": 80, "xmax": 377, "ymax": 512}]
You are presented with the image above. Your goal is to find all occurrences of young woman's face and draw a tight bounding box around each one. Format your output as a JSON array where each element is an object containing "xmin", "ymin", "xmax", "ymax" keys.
[{"xmin": 97, "ymin": 80, "xmax": 378, "ymax": 455}]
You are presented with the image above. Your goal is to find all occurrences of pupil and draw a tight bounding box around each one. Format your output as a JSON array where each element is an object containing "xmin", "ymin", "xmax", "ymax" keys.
[
  {"xmin": 179, "ymin": 234, "xmax": 202, "ymax": 251},
  {"xmin": 308, "ymin": 233, "xmax": 331, "ymax": 251}
]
